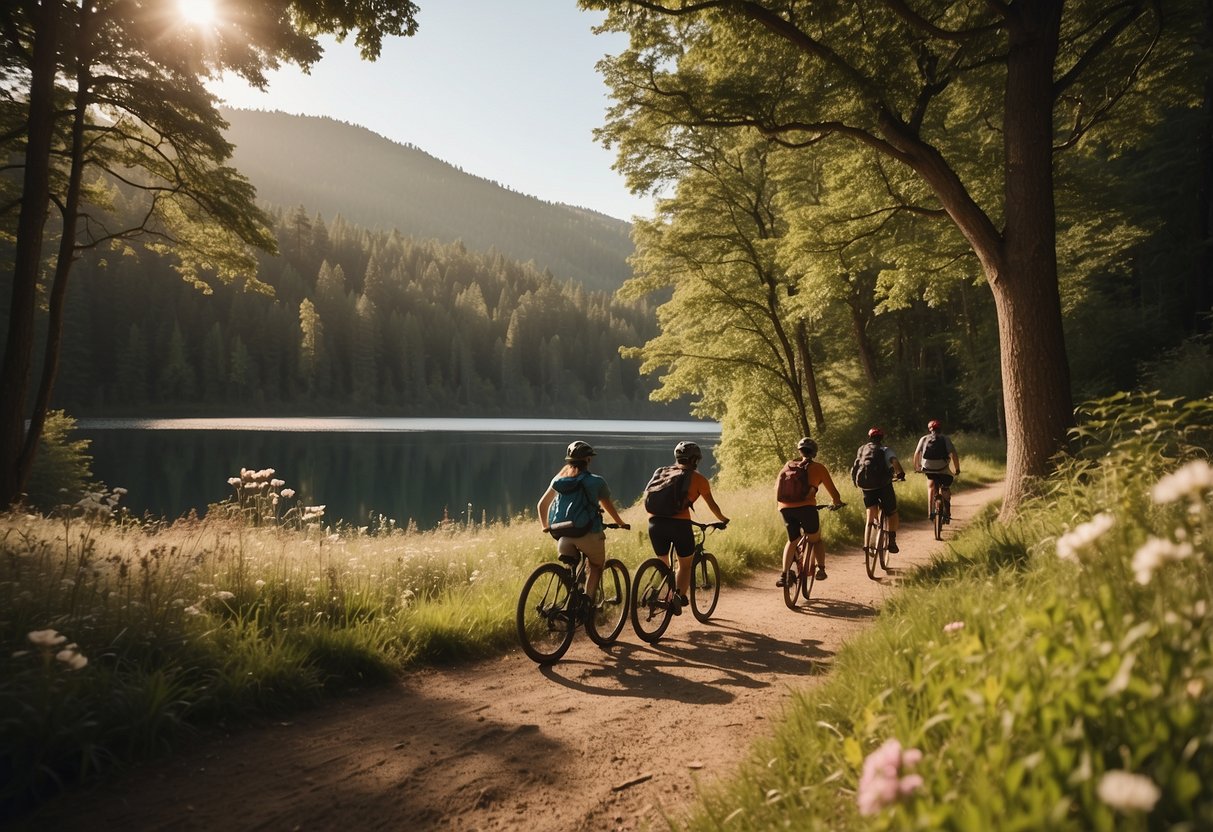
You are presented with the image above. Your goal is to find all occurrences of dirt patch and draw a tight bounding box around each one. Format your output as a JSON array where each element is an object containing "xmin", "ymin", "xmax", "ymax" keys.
[{"xmin": 20, "ymin": 483, "xmax": 1003, "ymax": 832}]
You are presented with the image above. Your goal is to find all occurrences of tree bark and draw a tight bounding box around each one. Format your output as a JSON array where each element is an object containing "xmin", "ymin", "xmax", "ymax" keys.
[
  {"xmin": 0, "ymin": 0, "xmax": 59, "ymax": 508},
  {"xmin": 794, "ymin": 318, "xmax": 825, "ymax": 432},
  {"xmin": 993, "ymin": 0, "xmax": 1074, "ymax": 514}
]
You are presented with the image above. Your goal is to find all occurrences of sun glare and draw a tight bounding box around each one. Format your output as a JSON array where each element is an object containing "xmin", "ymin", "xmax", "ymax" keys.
[{"xmin": 178, "ymin": 0, "xmax": 217, "ymax": 27}]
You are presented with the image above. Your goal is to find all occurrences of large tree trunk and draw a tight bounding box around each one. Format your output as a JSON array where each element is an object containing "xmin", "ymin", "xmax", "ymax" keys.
[
  {"xmin": 0, "ymin": 1, "xmax": 59, "ymax": 508},
  {"xmin": 995, "ymin": 0, "xmax": 1074, "ymax": 514},
  {"xmin": 794, "ymin": 319, "xmax": 825, "ymax": 432}
]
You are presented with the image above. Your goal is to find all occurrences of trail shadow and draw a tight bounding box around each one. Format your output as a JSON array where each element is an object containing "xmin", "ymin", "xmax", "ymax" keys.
[{"xmin": 802, "ymin": 596, "xmax": 877, "ymax": 620}]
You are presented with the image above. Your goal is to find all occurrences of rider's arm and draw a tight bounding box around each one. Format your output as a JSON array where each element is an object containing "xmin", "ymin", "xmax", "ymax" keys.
[
  {"xmin": 696, "ymin": 474, "xmax": 730, "ymax": 524},
  {"xmin": 536, "ymin": 487, "xmax": 556, "ymax": 529},
  {"xmin": 819, "ymin": 468, "xmax": 844, "ymax": 507},
  {"xmin": 951, "ymin": 451, "xmax": 961, "ymax": 475},
  {"xmin": 890, "ymin": 455, "xmax": 907, "ymax": 479},
  {"xmin": 912, "ymin": 438, "xmax": 924, "ymax": 473},
  {"xmin": 599, "ymin": 495, "xmax": 630, "ymax": 529}
]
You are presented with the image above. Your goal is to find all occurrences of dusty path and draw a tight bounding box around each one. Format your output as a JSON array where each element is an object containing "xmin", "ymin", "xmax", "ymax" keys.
[{"xmin": 23, "ymin": 482, "xmax": 1003, "ymax": 832}]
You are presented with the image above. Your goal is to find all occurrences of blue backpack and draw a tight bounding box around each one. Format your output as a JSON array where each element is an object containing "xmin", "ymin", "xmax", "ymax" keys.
[{"xmin": 547, "ymin": 473, "xmax": 599, "ymax": 539}]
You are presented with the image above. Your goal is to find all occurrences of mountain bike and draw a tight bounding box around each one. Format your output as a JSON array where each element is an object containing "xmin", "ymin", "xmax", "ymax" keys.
[
  {"xmin": 783, "ymin": 504, "xmax": 845, "ymax": 609},
  {"xmin": 929, "ymin": 474, "xmax": 954, "ymax": 541},
  {"xmin": 631, "ymin": 520, "xmax": 726, "ymax": 643},
  {"xmin": 862, "ymin": 478, "xmax": 902, "ymax": 579},
  {"xmin": 516, "ymin": 524, "xmax": 630, "ymax": 665}
]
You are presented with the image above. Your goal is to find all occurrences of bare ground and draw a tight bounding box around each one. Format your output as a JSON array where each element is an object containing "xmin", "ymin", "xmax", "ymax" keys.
[{"xmin": 21, "ymin": 482, "xmax": 1003, "ymax": 832}]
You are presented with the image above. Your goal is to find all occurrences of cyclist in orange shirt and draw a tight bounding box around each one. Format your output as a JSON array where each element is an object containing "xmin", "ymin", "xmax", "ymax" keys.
[
  {"xmin": 775, "ymin": 437, "xmax": 845, "ymax": 586},
  {"xmin": 645, "ymin": 441, "xmax": 729, "ymax": 614}
]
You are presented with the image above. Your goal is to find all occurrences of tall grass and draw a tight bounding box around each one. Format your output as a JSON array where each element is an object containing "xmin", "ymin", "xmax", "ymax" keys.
[
  {"xmin": 0, "ymin": 443, "xmax": 1005, "ymax": 815},
  {"xmin": 678, "ymin": 392, "xmax": 1213, "ymax": 830}
]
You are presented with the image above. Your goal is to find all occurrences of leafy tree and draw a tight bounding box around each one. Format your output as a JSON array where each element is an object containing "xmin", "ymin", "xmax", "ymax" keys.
[
  {"xmin": 0, "ymin": 0, "xmax": 421, "ymax": 506},
  {"xmin": 586, "ymin": 0, "xmax": 1198, "ymax": 512}
]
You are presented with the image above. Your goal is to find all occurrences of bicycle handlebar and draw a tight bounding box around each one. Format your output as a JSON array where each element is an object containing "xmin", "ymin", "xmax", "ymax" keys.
[{"xmin": 690, "ymin": 520, "xmax": 728, "ymax": 530}]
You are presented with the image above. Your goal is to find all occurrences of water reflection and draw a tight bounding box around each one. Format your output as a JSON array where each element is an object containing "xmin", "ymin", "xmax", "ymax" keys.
[{"xmin": 79, "ymin": 423, "xmax": 720, "ymax": 529}]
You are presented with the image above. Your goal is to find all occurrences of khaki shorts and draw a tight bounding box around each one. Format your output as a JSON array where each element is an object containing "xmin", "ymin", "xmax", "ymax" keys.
[{"xmin": 557, "ymin": 531, "xmax": 607, "ymax": 567}]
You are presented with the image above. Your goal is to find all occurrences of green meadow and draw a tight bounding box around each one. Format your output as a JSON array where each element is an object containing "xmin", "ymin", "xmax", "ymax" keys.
[{"xmin": 2, "ymin": 393, "xmax": 1209, "ymax": 831}]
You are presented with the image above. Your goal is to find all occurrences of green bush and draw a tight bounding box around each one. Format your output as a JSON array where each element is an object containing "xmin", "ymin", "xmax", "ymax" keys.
[{"xmin": 23, "ymin": 411, "xmax": 93, "ymax": 511}]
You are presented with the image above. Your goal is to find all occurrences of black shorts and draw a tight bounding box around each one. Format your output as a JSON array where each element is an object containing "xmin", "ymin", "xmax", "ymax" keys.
[
  {"xmin": 780, "ymin": 505, "xmax": 820, "ymax": 542},
  {"xmin": 861, "ymin": 483, "xmax": 898, "ymax": 513},
  {"xmin": 648, "ymin": 516, "xmax": 695, "ymax": 558},
  {"xmin": 925, "ymin": 472, "xmax": 954, "ymax": 488}
]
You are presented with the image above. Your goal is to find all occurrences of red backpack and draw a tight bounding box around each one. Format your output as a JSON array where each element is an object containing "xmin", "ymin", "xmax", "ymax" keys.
[{"xmin": 776, "ymin": 459, "xmax": 813, "ymax": 502}]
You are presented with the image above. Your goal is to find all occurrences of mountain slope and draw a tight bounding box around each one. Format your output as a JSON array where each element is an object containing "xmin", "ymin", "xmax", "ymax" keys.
[{"xmin": 221, "ymin": 108, "xmax": 634, "ymax": 293}]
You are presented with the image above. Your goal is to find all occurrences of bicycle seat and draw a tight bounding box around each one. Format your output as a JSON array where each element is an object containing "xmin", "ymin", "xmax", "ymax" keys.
[{"xmin": 558, "ymin": 552, "xmax": 580, "ymax": 567}]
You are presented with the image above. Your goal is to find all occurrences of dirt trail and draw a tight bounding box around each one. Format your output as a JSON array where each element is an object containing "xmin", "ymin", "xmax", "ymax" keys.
[{"xmin": 23, "ymin": 482, "xmax": 1003, "ymax": 832}]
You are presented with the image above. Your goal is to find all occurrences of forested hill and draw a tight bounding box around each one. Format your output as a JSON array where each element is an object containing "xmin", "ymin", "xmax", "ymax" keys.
[{"xmin": 221, "ymin": 108, "xmax": 634, "ymax": 294}]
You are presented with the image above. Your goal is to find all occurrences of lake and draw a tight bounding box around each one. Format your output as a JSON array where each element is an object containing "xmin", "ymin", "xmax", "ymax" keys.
[{"xmin": 76, "ymin": 417, "xmax": 722, "ymax": 529}]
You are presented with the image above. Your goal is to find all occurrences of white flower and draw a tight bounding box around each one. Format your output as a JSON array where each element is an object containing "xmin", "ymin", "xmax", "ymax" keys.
[
  {"xmin": 184, "ymin": 605, "xmax": 202, "ymax": 616},
  {"xmin": 1056, "ymin": 513, "xmax": 1115, "ymax": 561},
  {"xmin": 1152, "ymin": 460, "xmax": 1213, "ymax": 505},
  {"xmin": 1131, "ymin": 537, "xmax": 1194, "ymax": 584},
  {"xmin": 1097, "ymin": 770, "xmax": 1161, "ymax": 813},
  {"xmin": 943, "ymin": 621, "xmax": 965, "ymax": 634},
  {"xmin": 212, "ymin": 590, "xmax": 235, "ymax": 601},
  {"xmin": 28, "ymin": 629, "xmax": 66, "ymax": 648},
  {"xmin": 281, "ymin": 488, "xmax": 296, "ymax": 499},
  {"xmin": 254, "ymin": 579, "xmax": 266, "ymax": 589},
  {"xmin": 227, "ymin": 477, "xmax": 242, "ymax": 486},
  {"xmin": 56, "ymin": 648, "xmax": 88, "ymax": 670}
]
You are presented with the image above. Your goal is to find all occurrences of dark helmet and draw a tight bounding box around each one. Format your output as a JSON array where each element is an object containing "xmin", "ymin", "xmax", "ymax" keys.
[
  {"xmin": 927, "ymin": 419, "xmax": 942, "ymax": 432},
  {"xmin": 797, "ymin": 437, "xmax": 818, "ymax": 457},
  {"xmin": 674, "ymin": 441, "xmax": 702, "ymax": 463},
  {"xmin": 565, "ymin": 440, "xmax": 596, "ymax": 462},
  {"xmin": 868, "ymin": 426, "xmax": 884, "ymax": 441}
]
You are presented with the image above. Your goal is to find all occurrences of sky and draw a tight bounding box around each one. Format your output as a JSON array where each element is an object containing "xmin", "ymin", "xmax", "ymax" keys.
[{"xmin": 208, "ymin": 2, "xmax": 653, "ymax": 222}]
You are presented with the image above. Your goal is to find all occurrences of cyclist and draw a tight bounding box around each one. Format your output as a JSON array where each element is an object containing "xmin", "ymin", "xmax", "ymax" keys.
[
  {"xmin": 776, "ymin": 437, "xmax": 845, "ymax": 587},
  {"xmin": 912, "ymin": 419, "xmax": 961, "ymax": 521},
  {"xmin": 646, "ymin": 441, "xmax": 729, "ymax": 614},
  {"xmin": 850, "ymin": 427, "xmax": 906, "ymax": 553},
  {"xmin": 536, "ymin": 441, "xmax": 630, "ymax": 610}
]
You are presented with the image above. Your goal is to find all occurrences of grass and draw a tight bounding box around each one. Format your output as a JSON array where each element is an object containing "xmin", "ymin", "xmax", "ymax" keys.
[
  {"xmin": 675, "ymin": 392, "xmax": 1213, "ymax": 830},
  {"xmin": 0, "ymin": 438, "xmax": 1003, "ymax": 816}
]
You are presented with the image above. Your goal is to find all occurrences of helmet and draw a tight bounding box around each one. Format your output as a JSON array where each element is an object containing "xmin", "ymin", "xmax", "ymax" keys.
[
  {"xmin": 927, "ymin": 419, "xmax": 942, "ymax": 432},
  {"xmin": 565, "ymin": 440, "xmax": 596, "ymax": 461},
  {"xmin": 867, "ymin": 427, "xmax": 884, "ymax": 440},
  {"xmin": 674, "ymin": 441, "xmax": 702, "ymax": 463},
  {"xmin": 796, "ymin": 437, "xmax": 818, "ymax": 457}
]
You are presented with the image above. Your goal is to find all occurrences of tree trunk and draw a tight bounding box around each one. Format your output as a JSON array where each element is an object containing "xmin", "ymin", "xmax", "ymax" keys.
[
  {"xmin": 0, "ymin": 1, "xmax": 59, "ymax": 508},
  {"xmin": 1194, "ymin": 0, "xmax": 1213, "ymax": 331},
  {"xmin": 794, "ymin": 319, "xmax": 825, "ymax": 432},
  {"xmin": 995, "ymin": 0, "xmax": 1074, "ymax": 515}
]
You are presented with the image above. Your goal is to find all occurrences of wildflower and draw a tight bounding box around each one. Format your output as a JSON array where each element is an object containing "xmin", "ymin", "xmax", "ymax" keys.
[
  {"xmin": 212, "ymin": 590, "xmax": 235, "ymax": 601},
  {"xmin": 857, "ymin": 738, "xmax": 924, "ymax": 817},
  {"xmin": 1131, "ymin": 537, "xmax": 1193, "ymax": 584},
  {"xmin": 56, "ymin": 648, "xmax": 88, "ymax": 670},
  {"xmin": 228, "ymin": 477, "xmax": 242, "ymax": 486},
  {"xmin": 281, "ymin": 488, "xmax": 296, "ymax": 499},
  {"xmin": 943, "ymin": 621, "xmax": 965, "ymax": 634},
  {"xmin": 469, "ymin": 569, "xmax": 481, "ymax": 584},
  {"xmin": 255, "ymin": 580, "xmax": 266, "ymax": 589},
  {"xmin": 184, "ymin": 605, "xmax": 202, "ymax": 616},
  {"xmin": 113, "ymin": 487, "xmax": 127, "ymax": 496},
  {"xmin": 1097, "ymin": 770, "xmax": 1160, "ymax": 813},
  {"xmin": 271, "ymin": 479, "xmax": 285, "ymax": 488},
  {"xmin": 1151, "ymin": 460, "xmax": 1213, "ymax": 505},
  {"xmin": 1056, "ymin": 513, "xmax": 1115, "ymax": 561},
  {"xmin": 28, "ymin": 629, "xmax": 67, "ymax": 648}
]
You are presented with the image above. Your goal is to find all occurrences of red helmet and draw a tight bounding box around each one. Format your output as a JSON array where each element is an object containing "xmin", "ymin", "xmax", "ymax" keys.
[
  {"xmin": 927, "ymin": 419, "xmax": 941, "ymax": 431},
  {"xmin": 867, "ymin": 426, "xmax": 884, "ymax": 440}
]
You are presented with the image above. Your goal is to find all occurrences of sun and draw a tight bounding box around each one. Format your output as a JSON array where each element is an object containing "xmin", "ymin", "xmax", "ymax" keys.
[{"xmin": 177, "ymin": 0, "xmax": 217, "ymax": 27}]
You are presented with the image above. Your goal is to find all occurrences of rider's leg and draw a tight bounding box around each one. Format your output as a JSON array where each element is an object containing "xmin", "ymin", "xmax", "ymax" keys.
[
  {"xmin": 779, "ymin": 539, "xmax": 795, "ymax": 585},
  {"xmin": 805, "ymin": 532, "xmax": 824, "ymax": 575},
  {"xmin": 675, "ymin": 554, "xmax": 693, "ymax": 597},
  {"xmin": 927, "ymin": 478, "xmax": 937, "ymax": 517}
]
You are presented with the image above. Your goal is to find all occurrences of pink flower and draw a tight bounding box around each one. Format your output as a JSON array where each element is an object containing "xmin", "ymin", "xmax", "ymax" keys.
[
  {"xmin": 857, "ymin": 738, "xmax": 925, "ymax": 816},
  {"xmin": 943, "ymin": 620, "xmax": 965, "ymax": 634}
]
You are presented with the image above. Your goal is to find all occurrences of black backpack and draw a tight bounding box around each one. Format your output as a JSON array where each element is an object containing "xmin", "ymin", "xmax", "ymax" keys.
[
  {"xmin": 643, "ymin": 466, "xmax": 692, "ymax": 516},
  {"xmin": 776, "ymin": 459, "xmax": 812, "ymax": 502},
  {"xmin": 922, "ymin": 433, "xmax": 948, "ymax": 461},
  {"xmin": 853, "ymin": 442, "xmax": 892, "ymax": 490}
]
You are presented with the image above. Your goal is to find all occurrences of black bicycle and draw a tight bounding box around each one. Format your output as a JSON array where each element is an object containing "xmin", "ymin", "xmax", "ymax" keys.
[
  {"xmin": 783, "ymin": 504, "xmax": 845, "ymax": 609},
  {"xmin": 862, "ymin": 478, "xmax": 902, "ymax": 578},
  {"xmin": 516, "ymin": 524, "xmax": 631, "ymax": 664},
  {"xmin": 631, "ymin": 520, "xmax": 726, "ymax": 643},
  {"xmin": 927, "ymin": 473, "xmax": 955, "ymax": 541}
]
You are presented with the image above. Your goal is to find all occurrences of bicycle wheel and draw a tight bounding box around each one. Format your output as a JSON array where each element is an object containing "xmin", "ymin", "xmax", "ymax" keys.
[
  {"xmin": 877, "ymin": 520, "xmax": 890, "ymax": 571},
  {"xmin": 783, "ymin": 541, "xmax": 805, "ymax": 609},
  {"xmin": 801, "ymin": 559, "xmax": 816, "ymax": 602},
  {"xmin": 631, "ymin": 557, "xmax": 676, "ymax": 643},
  {"xmin": 516, "ymin": 563, "xmax": 576, "ymax": 664},
  {"xmin": 863, "ymin": 521, "xmax": 878, "ymax": 580},
  {"xmin": 933, "ymin": 496, "xmax": 944, "ymax": 541},
  {"xmin": 586, "ymin": 558, "xmax": 630, "ymax": 647},
  {"xmin": 690, "ymin": 551, "xmax": 720, "ymax": 622}
]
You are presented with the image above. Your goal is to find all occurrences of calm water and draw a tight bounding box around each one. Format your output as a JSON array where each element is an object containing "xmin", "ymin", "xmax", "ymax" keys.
[{"xmin": 77, "ymin": 418, "xmax": 721, "ymax": 529}]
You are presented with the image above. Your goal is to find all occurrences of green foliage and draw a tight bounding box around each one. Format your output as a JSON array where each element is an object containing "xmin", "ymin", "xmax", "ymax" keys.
[
  {"xmin": 677, "ymin": 392, "xmax": 1213, "ymax": 830},
  {"xmin": 22, "ymin": 411, "xmax": 93, "ymax": 511}
]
